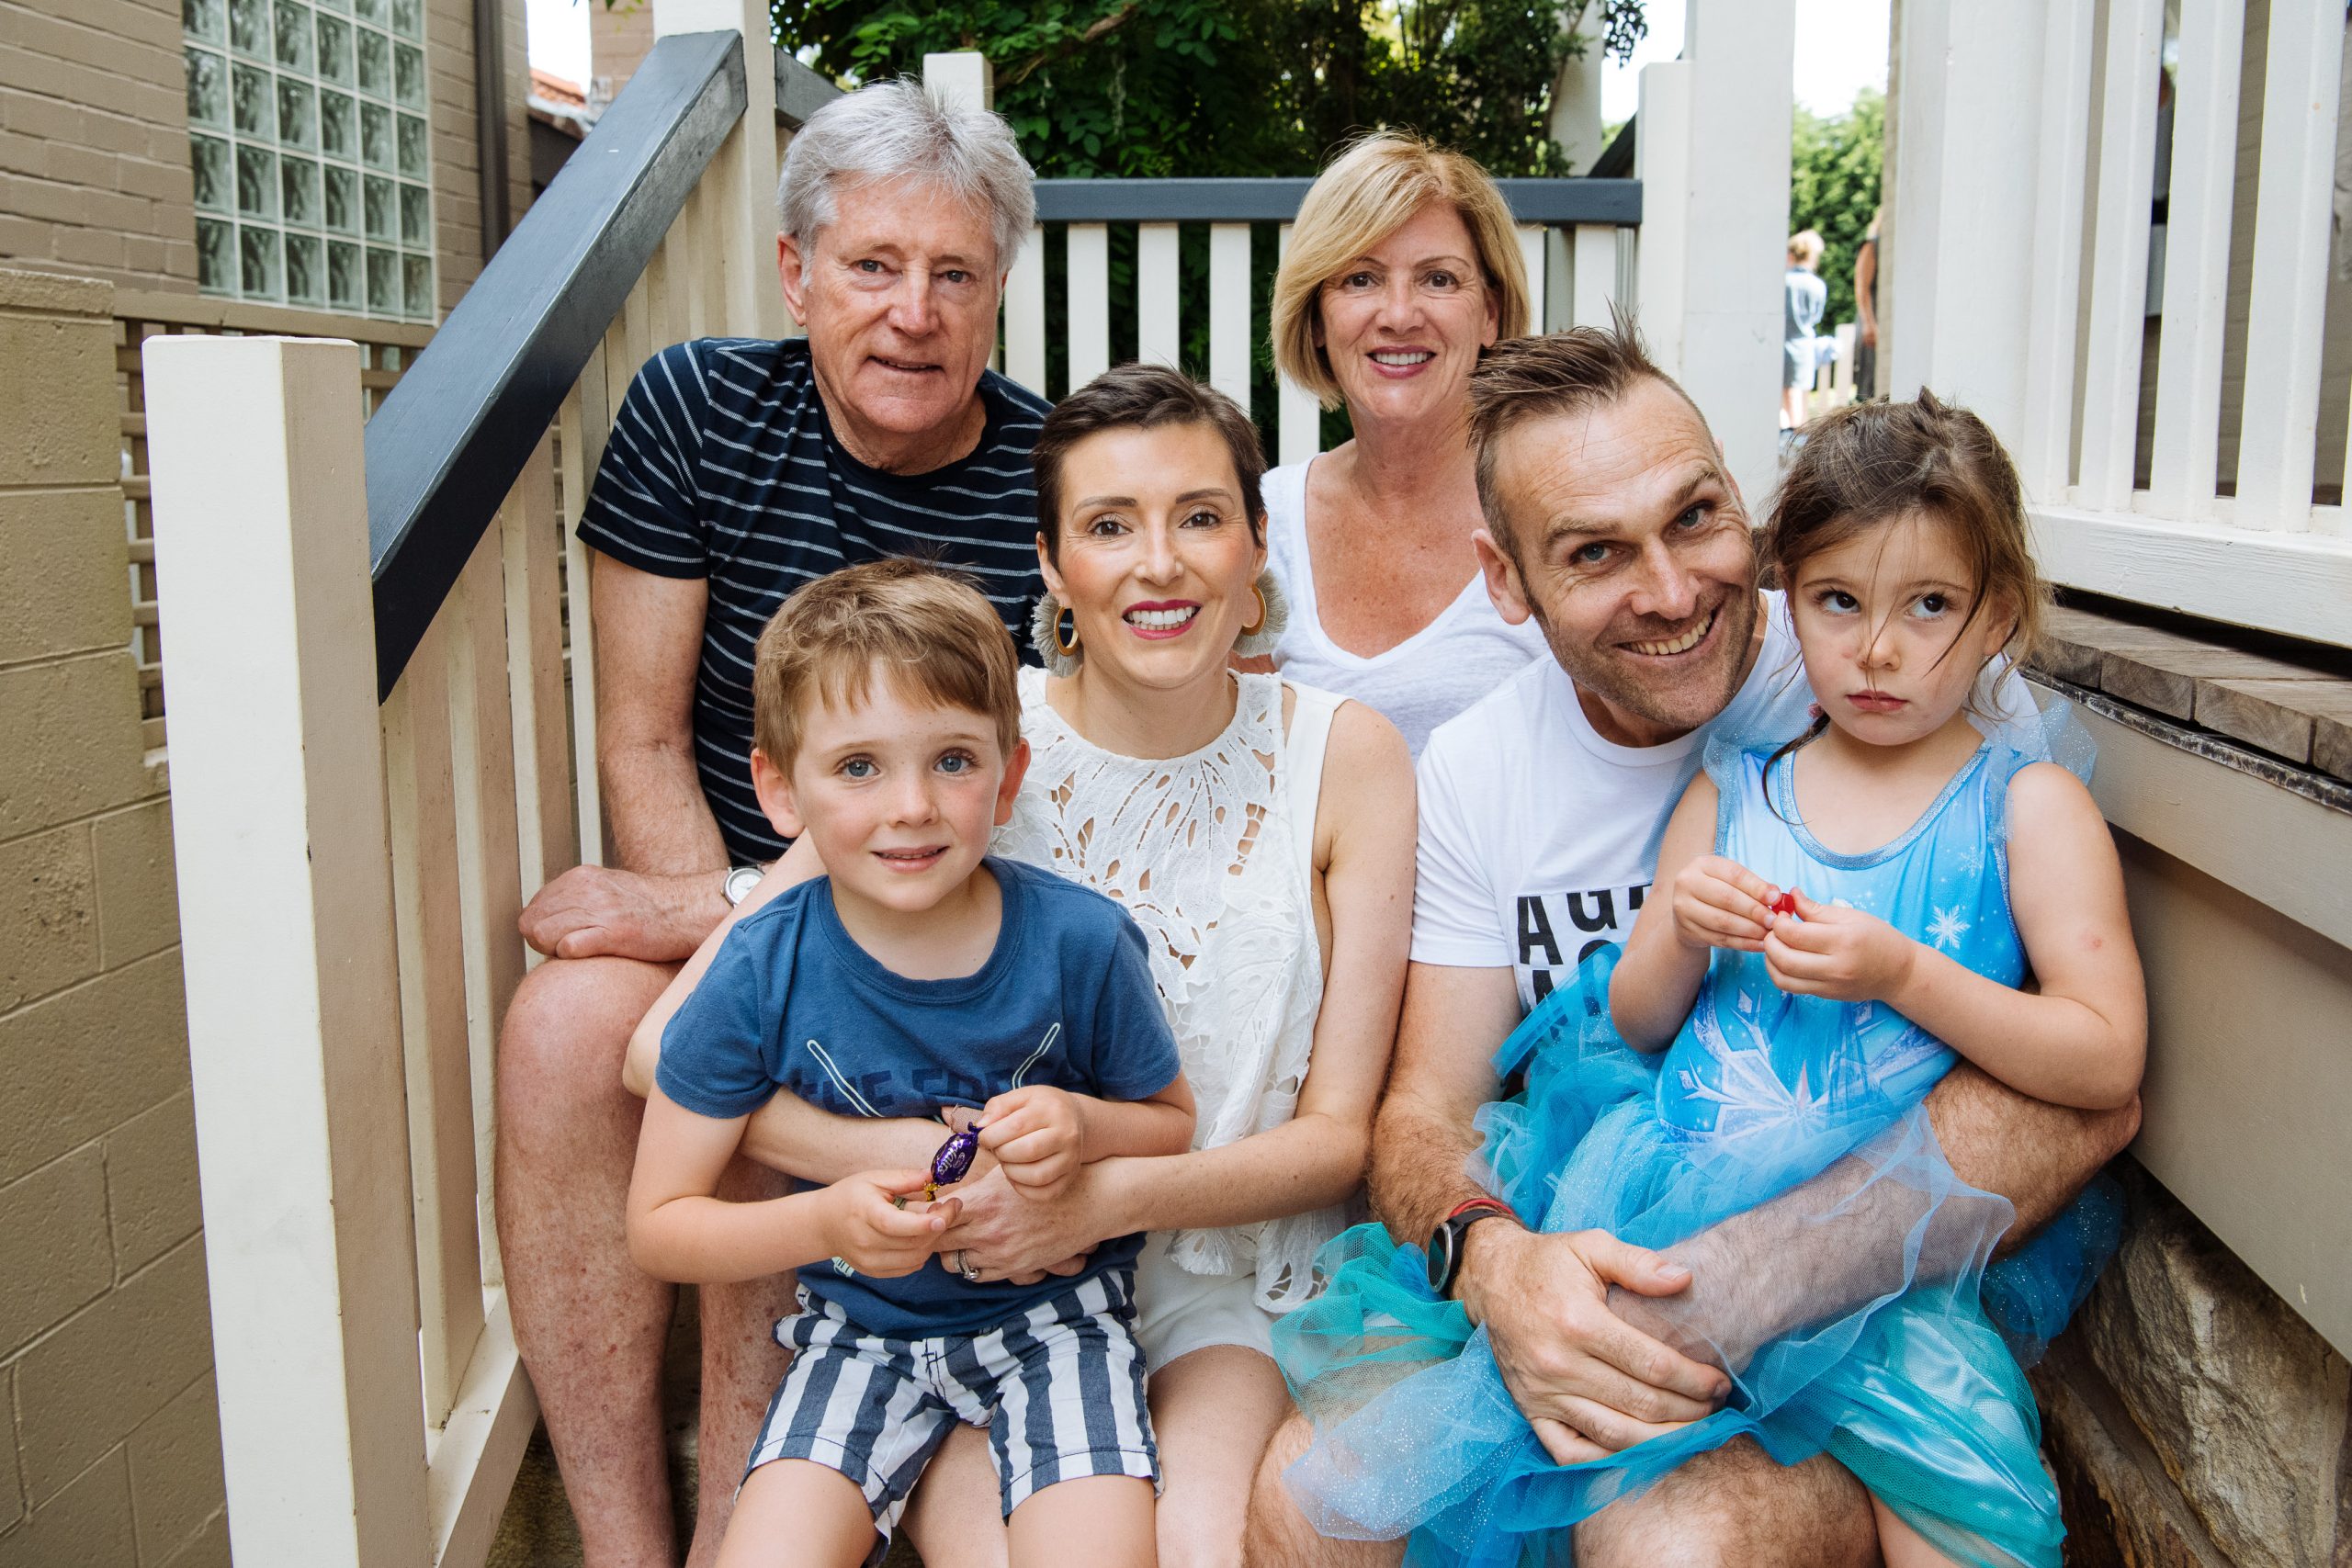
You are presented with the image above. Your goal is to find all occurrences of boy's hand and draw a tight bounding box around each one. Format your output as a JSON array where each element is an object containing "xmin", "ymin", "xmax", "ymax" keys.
[
  {"xmin": 1671, "ymin": 855, "xmax": 1780, "ymax": 953},
  {"xmin": 824, "ymin": 1170, "xmax": 961, "ymax": 1278},
  {"xmin": 1762, "ymin": 891, "xmax": 1919, "ymax": 1003},
  {"xmin": 976, "ymin": 1086, "xmax": 1082, "ymax": 1195}
]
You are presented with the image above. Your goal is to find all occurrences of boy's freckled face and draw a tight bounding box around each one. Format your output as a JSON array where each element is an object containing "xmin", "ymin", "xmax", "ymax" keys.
[{"xmin": 753, "ymin": 676, "xmax": 1026, "ymax": 916}]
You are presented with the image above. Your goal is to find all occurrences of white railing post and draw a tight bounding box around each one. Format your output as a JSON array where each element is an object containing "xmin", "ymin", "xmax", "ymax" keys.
[
  {"xmin": 1571, "ymin": 221, "xmax": 1620, "ymax": 328},
  {"xmin": 2233, "ymin": 0, "xmax": 2345, "ymax": 530},
  {"xmin": 2018, "ymin": 0, "xmax": 2097, "ymax": 498},
  {"xmin": 1276, "ymin": 223, "xmax": 1322, "ymax": 466},
  {"xmin": 1068, "ymin": 222, "xmax": 1112, "ymax": 389},
  {"xmin": 654, "ymin": 0, "xmax": 784, "ymax": 340},
  {"xmin": 2145, "ymin": 0, "xmax": 2247, "ymax": 523},
  {"xmin": 2075, "ymin": 0, "xmax": 2165, "ymax": 510},
  {"xmin": 1672, "ymin": 0, "xmax": 1792, "ymax": 505},
  {"xmin": 1634, "ymin": 59, "xmax": 1691, "ymax": 380},
  {"xmin": 1138, "ymin": 221, "xmax": 1182, "ymax": 367},
  {"xmin": 1208, "ymin": 222, "xmax": 1252, "ymax": 410},
  {"xmin": 1887, "ymin": 0, "xmax": 2059, "ymax": 447},
  {"xmin": 145, "ymin": 334, "xmax": 428, "ymax": 1568}
]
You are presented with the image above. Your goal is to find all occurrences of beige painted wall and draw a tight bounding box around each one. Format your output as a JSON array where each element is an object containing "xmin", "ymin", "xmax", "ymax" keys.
[
  {"xmin": 0, "ymin": 267, "xmax": 221, "ymax": 1568},
  {"xmin": 0, "ymin": 0, "xmax": 531, "ymax": 317}
]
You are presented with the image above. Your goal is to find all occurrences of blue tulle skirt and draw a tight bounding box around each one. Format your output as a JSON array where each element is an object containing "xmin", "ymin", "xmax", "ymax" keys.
[{"xmin": 1272, "ymin": 949, "xmax": 2120, "ymax": 1568}]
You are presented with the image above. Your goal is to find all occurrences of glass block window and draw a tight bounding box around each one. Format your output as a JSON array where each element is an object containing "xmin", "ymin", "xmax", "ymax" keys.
[{"xmin": 184, "ymin": 0, "xmax": 434, "ymax": 318}]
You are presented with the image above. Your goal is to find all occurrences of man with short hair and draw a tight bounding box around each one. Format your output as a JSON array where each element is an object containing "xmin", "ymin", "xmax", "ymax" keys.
[
  {"xmin": 1246, "ymin": 326, "xmax": 2137, "ymax": 1565},
  {"xmin": 495, "ymin": 78, "xmax": 1050, "ymax": 1567}
]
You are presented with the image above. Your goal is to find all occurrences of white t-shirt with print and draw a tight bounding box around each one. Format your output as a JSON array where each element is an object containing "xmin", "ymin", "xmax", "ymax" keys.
[
  {"xmin": 1413, "ymin": 592, "xmax": 2038, "ymax": 1013},
  {"xmin": 1412, "ymin": 593, "xmax": 1817, "ymax": 1013}
]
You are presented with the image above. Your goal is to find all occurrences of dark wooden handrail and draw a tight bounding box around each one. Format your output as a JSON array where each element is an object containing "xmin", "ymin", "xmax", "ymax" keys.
[{"xmin": 366, "ymin": 29, "xmax": 747, "ymax": 698}]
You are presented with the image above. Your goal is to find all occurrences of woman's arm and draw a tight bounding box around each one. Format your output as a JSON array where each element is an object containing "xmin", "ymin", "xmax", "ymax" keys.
[
  {"xmin": 1610, "ymin": 773, "xmax": 1781, "ymax": 1050},
  {"xmin": 626, "ymin": 1086, "xmax": 954, "ymax": 1284},
  {"xmin": 1766, "ymin": 763, "xmax": 2146, "ymax": 1110},
  {"xmin": 944, "ymin": 700, "xmax": 1417, "ymax": 1274}
]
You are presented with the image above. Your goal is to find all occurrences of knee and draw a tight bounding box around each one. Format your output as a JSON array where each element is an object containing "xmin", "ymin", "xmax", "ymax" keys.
[
  {"xmin": 498, "ymin": 957, "xmax": 659, "ymax": 1118},
  {"xmin": 1238, "ymin": 1416, "xmax": 1325, "ymax": 1568}
]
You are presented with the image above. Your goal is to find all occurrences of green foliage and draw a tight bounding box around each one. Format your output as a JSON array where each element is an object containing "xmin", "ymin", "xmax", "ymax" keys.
[
  {"xmin": 771, "ymin": 0, "xmax": 1651, "ymax": 180},
  {"xmin": 1788, "ymin": 85, "xmax": 1883, "ymax": 329}
]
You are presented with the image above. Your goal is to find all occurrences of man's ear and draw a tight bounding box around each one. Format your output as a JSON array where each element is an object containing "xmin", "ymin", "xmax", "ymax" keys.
[
  {"xmin": 751, "ymin": 747, "xmax": 806, "ymax": 840},
  {"xmin": 993, "ymin": 737, "xmax": 1031, "ymax": 828},
  {"xmin": 1472, "ymin": 527, "xmax": 1534, "ymax": 626},
  {"xmin": 776, "ymin": 233, "xmax": 808, "ymax": 327}
]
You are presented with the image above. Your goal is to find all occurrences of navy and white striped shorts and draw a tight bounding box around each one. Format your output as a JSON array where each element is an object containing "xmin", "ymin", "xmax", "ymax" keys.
[{"xmin": 748, "ymin": 1269, "xmax": 1159, "ymax": 1551}]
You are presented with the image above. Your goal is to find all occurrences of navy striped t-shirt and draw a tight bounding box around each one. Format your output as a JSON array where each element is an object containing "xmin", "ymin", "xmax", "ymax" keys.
[{"xmin": 575, "ymin": 337, "xmax": 1052, "ymax": 864}]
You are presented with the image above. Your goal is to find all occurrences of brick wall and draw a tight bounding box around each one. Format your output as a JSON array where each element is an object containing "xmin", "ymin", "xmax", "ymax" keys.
[
  {"xmin": 0, "ymin": 267, "xmax": 222, "ymax": 1568},
  {"xmin": 0, "ymin": 0, "xmax": 530, "ymax": 317},
  {"xmin": 428, "ymin": 0, "xmax": 535, "ymax": 312},
  {"xmin": 0, "ymin": 0, "xmax": 200, "ymax": 290}
]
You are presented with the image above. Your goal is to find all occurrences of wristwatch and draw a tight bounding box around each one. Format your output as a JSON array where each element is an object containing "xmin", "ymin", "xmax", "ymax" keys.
[
  {"xmin": 721, "ymin": 865, "xmax": 763, "ymax": 907},
  {"xmin": 1426, "ymin": 1198, "xmax": 1518, "ymax": 1299}
]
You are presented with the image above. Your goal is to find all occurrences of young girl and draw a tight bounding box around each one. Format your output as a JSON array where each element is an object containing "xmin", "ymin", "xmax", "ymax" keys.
[{"xmin": 1275, "ymin": 393, "xmax": 2146, "ymax": 1568}]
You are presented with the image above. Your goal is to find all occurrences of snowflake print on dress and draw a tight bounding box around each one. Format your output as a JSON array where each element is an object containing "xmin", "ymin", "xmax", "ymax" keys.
[{"xmin": 1928, "ymin": 904, "xmax": 1973, "ymax": 950}]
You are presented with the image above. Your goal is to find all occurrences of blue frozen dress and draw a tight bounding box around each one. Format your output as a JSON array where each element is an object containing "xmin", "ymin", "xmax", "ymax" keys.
[{"xmin": 1273, "ymin": 710, "xmax": 2120, "ymax": 1568}]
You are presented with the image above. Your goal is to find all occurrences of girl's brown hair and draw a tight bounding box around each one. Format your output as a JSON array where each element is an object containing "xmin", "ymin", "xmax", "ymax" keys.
[{"xmin": 1762, "ymin": 390, "xmax": 2047, "ymax": 737}]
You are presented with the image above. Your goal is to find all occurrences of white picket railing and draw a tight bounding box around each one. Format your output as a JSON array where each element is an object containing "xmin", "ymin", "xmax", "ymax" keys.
[
  {"xmin": 1899, "ymin": 0, "xmax": 2352, "ymax": 649},
  {"xmin": 998, "ymin": 203, "xmax": 1637, "ymax": 468}
]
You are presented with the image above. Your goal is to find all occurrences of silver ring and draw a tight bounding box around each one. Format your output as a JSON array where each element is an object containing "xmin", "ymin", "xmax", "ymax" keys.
[{"xmin": 956, "ymin": 1250, "xmax": 981, "ymax": 1282}]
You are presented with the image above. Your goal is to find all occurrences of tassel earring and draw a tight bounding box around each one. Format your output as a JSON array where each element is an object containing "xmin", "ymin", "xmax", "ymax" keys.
[
  {"xmin": 1232, "ymin": 570, "xmax": 1290, "ymax": 660},
  {"xmin": 1031, "ymin": 593, "xmax": 1084, "ymax": 677}
]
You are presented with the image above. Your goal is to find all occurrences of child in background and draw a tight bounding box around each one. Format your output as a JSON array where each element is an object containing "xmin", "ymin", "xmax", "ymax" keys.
[
  {"xmin": 627, "ymin": 559, "xmax": 1195, "ymax": 1568},
  {"xmin": 1278, "ymin": 393, "xmax": 2143, "ymax": 1568}
]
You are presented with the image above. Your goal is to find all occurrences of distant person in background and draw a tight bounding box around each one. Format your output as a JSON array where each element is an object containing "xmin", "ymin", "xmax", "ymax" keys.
[
  {"xmin": 1260, "ymin": 133, "xmax": 1551, "ymax": 757},
  {"xmin": 1854, "ymin": 209, "xmax": 1882, "ymax": 400},
  {"xmin": 1782, "ymin": 230, "xmax": 1827, "ymax": 432}
]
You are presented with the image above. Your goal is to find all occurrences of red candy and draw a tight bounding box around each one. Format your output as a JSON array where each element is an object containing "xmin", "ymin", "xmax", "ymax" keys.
[{"xmin": 1770, "ymin": 890, "xmax": 1799, "ymax": 917}]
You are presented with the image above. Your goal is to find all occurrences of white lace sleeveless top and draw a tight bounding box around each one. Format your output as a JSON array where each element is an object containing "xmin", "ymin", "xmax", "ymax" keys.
[{"xmin": 994, "ymin": 667, "xmax": 1346, "ymax": 1312}]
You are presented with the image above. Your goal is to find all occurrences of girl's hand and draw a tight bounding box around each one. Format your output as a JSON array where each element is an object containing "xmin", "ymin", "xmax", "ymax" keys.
[
  {"xmin": 1762, "ymin": 891, "xmax": 1919, "ymax": 1003},
  {"xmin": 977, "ymin": 1085, "xmax": 1082, "ymax": 1195},
  {"xmin": 1671, "ymin": 855, "xmax": 1781, "ymax": 953},
  {"xmin": 823, "ymin": 1170, "xmax": 959, "ymax": 1279}
]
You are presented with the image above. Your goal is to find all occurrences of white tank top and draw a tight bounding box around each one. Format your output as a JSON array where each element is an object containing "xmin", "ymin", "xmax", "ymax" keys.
[
  {"xmin": 994, "ymin": 669, "xmax": 1346, "ymax": 1312},
  {"xmin": 1261, "ymin": 458, "xmax": 1549, "ymax": 757}
]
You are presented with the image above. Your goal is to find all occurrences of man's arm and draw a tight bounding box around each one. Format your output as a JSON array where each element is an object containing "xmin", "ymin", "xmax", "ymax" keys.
[
  {"xmin": 1611, "ymin": 1066, "xmax": 2141, "ymax": 1376},
  {"xmin": 1374, "ymin": 962, "xmax": 1731, "ymax": 1462},
  {"xmin": 1854, "ymin": 235, "xmax": 1879, "ymax": 346},
  {"xmin": 519, "ymin": 554, "xmax": 733, "ymax": 961}
]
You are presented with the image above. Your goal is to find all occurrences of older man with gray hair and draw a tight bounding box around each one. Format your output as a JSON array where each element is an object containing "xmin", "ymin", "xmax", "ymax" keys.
[{"xmin": 495, "ymin": 78, "xmax": 1047, "ymax": 1566}]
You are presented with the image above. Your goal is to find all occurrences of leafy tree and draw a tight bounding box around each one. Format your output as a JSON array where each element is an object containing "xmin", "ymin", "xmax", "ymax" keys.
[
  {"xmin": 1789, "ymin": 85, "xmax": 1883, "ymax": 329},
  {"xmin": 772, "ymin": 0, "xmax": 1650, "ymax": 179}
]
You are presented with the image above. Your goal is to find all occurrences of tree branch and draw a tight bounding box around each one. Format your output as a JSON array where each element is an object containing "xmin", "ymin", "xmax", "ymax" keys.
[{"xmin": 1005, "ymin": 0, "xmax": 1142, "ymax": 86}]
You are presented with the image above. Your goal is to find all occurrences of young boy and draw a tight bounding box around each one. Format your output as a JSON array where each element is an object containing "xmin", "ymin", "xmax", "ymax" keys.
[{"xmin": 627, "ymin": 559, "xmax": 1195, "ymax": 1568}]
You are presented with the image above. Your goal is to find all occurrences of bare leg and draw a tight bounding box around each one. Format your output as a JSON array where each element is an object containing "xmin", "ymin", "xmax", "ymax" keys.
[
  {"xmin": 714, "ymin": 1460, "xmax": 876, "ymax": 1568},
  {"xmin": 687, "ymin": 1159, "xmax": 799, "ymax": 1568},
  {"xmin": 1573, "ymin": 1439, "xmax": 1877, "ymax": 1568},
  {"xmin": 1148, "ymin": 1347, "xmax": 1292, "ymax": 1568},
  {"xmin": 498, "ymin": 955, "xmax": 683, "ymax": 1567},
  {"xmin": 899, "ymin": 1424, "xmax": 1009, "ymax": 1568},
  {"xmin": 1242, "ymin": 1413, "xmax": 1404, "ymax": 1568},
  {"xmin": 1007, "ymin": 1475, "xmax": 1157, "ymax": 1568},
  {"xmin": 1872, "ymin": 1496, "xmax": 1961, "ymax": 1568}
]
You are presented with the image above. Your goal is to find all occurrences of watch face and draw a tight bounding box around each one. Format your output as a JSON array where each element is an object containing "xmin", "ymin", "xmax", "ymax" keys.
[{"xmin": 724, "ymin": 866, "xmax": 762, "ymax": 906}]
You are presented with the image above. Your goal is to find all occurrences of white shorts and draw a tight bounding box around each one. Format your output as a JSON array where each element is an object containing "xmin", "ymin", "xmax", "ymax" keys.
[{"xmin": 1132, "ymin": 1233, "xmax": 1280, "ymax": 1372}]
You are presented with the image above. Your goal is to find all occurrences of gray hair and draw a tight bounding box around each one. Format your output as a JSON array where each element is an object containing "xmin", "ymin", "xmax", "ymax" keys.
[{"xmin": 776, "ymin": 78, "xmax": 1035, "ymax": 273}]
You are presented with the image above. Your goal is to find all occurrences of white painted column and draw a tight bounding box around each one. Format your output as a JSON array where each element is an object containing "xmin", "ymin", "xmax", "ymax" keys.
[
  {"xmin": 145, "ymin": 333, "xmax": 427, "ymax": 1568},
  {"xmin": 654, "ymin": 0, "xmax": 784, "ymax": 340},
  {"xmin": 2017, "ymin": 0, "xmax": 2096, "ymax": 499},
  {"xmin": 1634, "ymin": 59, "xmax": 1691, "ymax": 378},
  {"xmin": 1657, "ymin": 0, "xmax": 1793, "ymax": 507},
  {"xmin": 1891, "ymin": 0, "xmax": 2080, "ymax": 465},
  {"xmin": 923, "ymin": 50, "xmax": 992, "ymax": 111}
]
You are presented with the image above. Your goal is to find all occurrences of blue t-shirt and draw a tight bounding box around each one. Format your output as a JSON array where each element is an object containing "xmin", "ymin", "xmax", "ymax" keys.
[{"xmin": 656, "ymin": 856, "xmax": 1182, "ymax": 1337}]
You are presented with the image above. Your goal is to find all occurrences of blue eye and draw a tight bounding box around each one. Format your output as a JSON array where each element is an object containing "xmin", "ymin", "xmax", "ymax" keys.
[
  {"xmin": 840, "ymin": 758, "xmax": 876, "ymax": 779},
  {"xmin": 1673, "ymin": 504, "xmax": 1707, "ymax": 530},
  {"xmin": 937, "ymin": 752, "xmax": 974, "ymax": 775},
  {"xmin": 1572, "ymin": 541, "xmax": 1611, "ymax": 566}
]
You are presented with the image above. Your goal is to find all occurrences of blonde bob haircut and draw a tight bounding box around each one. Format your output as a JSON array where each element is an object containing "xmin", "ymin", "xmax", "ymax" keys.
[{"xmin": 1272, "ymin": 131, "xmax": 1531, "ymax": 412}]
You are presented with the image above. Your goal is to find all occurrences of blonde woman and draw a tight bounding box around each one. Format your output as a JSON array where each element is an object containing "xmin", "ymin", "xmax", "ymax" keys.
[{"xmin": 1261, "ymin": 133, "xmax": 1549, "ymax": 755}]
